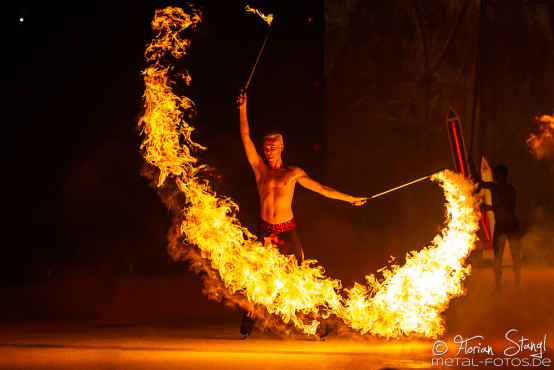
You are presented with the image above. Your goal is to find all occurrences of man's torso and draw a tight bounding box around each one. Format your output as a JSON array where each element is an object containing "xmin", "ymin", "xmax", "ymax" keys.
[
  {"xmin": 491, "ymin": 183, "xmax": 518, "ymax": 234},
  {"xmin": 256, "ymin": 163, "xmax": 300, "ymax": 224}
]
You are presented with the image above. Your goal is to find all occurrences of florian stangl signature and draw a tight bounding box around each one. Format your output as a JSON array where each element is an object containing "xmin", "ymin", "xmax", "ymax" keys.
[
  {"xmin": 504, "ymin": 329, "xmax": 547, "ymax": 359},
  {"xmin": 433, "ymin": 329, "xmax": 547, "ymax": 359},
  {"xmin": 452, "ymin": 335, "xmax": 494, "ymax": 356}
]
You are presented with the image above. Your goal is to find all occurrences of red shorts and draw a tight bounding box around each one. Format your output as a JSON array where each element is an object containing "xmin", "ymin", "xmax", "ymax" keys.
[{"xmin": 258, "ymin": 219, "xmax": 304, "ymax": 263}]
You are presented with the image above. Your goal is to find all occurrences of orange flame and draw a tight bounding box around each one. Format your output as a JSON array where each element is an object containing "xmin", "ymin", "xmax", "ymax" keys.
[
  {"xmin": 145, "ymin": 7, "xmax": 202, "ymax": 62},
  {"xmin": 341, "ymin": 171, "xmax": 480, "ymax": 338},
  {"xmin": 245, "ymin": 5, "xmax": 274, "ymax": 26},
  {"xmin": 139, "ymin": 6, "xmax": 480, "ymax": 338},
  {"xmin": 527, "ymin": 114, "xmax": 554, "ymax": 160}
]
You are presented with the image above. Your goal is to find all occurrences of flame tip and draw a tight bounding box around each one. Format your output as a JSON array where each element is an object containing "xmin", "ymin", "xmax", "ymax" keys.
[{"xmin": 245, "ymin": 4, "xmax": 274, "ymax": 26}]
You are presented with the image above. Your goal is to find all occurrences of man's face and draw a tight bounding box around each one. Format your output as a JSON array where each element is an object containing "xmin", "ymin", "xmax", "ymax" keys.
[{"xmin": 263, "ymin": 139, "xmax": 283, "ymax": 162}]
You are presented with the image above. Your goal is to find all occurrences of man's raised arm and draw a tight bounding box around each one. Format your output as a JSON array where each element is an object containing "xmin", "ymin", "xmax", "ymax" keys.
[
  {"xmin": 237, "ymin": 90, "xmax": 261, "ymax": 176},
  {"xmin": 295, "ymin": 168, "xmax": 367, "ymax": 206}
]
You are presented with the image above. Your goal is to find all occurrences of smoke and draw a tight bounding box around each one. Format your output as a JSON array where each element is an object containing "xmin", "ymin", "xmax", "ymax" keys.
[
  {"xmin": 520, "ymin": 206, "xmax": 554, "ymax": 265},
  {"xmin": 522, "ymin": 113, "xmax": 554, "ymax": 263},
  {"xmin": 443, "ymin": 207, "xmax": 554, "ymax": 342},
  {"xmin": 527, "ymin": 114, "xmax": 554, "ymax": 162}
]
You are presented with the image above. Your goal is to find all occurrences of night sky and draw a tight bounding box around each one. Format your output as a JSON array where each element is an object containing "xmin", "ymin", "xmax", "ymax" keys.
[{"xmin": 3, "ymin": 1, "xmax": 325, "ymax": 284}]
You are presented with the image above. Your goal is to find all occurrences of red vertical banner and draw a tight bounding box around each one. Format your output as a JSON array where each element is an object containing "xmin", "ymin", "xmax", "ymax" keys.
[
  {"xmin": 479, "ymin": 157, "xmax": 495, "ymax": 247},
  {"xmin": 446, "ymin": 107, "xmax": 470, "ymax": 177},
  {"xmin": 446, "ymin": 107, "xmax": 491, "ymax": 243}
]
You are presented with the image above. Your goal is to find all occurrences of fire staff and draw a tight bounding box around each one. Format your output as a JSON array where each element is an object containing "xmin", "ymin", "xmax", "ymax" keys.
[{"xmin": 237, "ymin": 90, "xmax": 366, "ymax": 337}]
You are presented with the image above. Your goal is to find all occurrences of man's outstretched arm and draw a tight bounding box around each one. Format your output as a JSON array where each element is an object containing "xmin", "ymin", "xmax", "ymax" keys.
[
  {"xmin": 237, "ymin": 90, "xmax": 261, "ymax": 178},
  {"xmin": 467, "ymin": 156, "xmax": 493, "ymax": 190},
  {"xmin": 296, "ymin": 169, "xmax": 367, "ymax": 206}
]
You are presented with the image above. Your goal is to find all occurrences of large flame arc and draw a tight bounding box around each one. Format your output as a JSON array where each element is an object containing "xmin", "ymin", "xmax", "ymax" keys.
[{"xmin": 139, "ymin": 6, "xmax": 480, "ymax": 339}]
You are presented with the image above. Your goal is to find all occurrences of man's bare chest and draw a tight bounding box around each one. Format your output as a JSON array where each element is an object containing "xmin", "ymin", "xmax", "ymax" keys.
[{"xmin": 260, "ymin": 168, "xmax": 296, "ymax": 189}]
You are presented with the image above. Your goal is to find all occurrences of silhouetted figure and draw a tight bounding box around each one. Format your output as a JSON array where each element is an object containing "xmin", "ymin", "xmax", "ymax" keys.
[{"xmin": 469, "ymin": 157, "xmax": 521, "ymax": 295}]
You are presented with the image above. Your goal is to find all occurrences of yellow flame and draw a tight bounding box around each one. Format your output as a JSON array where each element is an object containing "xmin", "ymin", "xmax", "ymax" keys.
[
  {"xmin": 245, "ymin": 5, "xmax": 274, "ymax": 26},
  {"xmin": 341, "ymin": 171, "xmax": 480, "ymax": 338},
  {"xmin": 139, "ymin": 6, "xmax": 481, "ymax": 338},
  {"xmin": 145, "ymin": 7, "xmax": 202, "ymax": 62},
  {"xmin": 527, "ymin": 114, "xmax": 554, "ymax": 160}
]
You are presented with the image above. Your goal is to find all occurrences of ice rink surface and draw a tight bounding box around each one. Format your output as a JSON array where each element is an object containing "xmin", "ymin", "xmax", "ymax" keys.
[{"xmin": 1, "ymin": 266, "xmax": 552, "ymax": 369}]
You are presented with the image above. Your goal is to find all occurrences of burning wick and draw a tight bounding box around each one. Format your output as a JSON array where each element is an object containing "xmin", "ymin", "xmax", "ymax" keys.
[
  {"xmin": 243, "ymin": 5, "xmax": 274, "ymax": 90},
  {"xmin": 245, "ymin": 5, "xmax": 273, "ymax": 26}
]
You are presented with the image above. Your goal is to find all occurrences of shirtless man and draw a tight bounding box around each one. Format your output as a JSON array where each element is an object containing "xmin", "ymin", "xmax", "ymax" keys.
[
  {"xmin": 469, "ymin": 157, "xmax": 520, "ymax": 296},
  {"xmin": 237, "ymin": 90, "xmax": 366, "ymax": 337}
]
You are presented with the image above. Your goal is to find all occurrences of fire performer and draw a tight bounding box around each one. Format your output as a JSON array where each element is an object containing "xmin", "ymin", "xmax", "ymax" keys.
[
  {"xmin": 237, "ymin": 90, "xmax": 366, "ymax": 336},
  {"xmin": 468, "ymin": 157, "xmax": 521, "ymax": 296}
]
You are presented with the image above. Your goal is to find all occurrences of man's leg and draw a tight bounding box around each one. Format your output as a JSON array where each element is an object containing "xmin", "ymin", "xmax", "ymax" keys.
[
  {"xmin": 508, "ymin": 235, "xmax": 522, "ymax": 291},
  {"xmin": 240, "ymin": 225, "xmax": 272, "ymax": 337},
  {"xmin": 277, "ymin": 228, "xmax": 304, "ymax": 264},
  {"xmin": 278, "ymin": 229, "xmax": 330, "ymax": 339},
  {"xmin": 240, "ymin": 226, "xmax": 304, "ymax": 337},
  {"xmin": 493, "ymin": 233, "xmax": 507, "ymax": 294}
]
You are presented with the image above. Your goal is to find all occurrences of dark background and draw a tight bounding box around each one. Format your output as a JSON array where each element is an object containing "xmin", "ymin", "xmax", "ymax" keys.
[
  {"xmin": 323, "ymin": 0, "xmax": 554, "ymax": 279},
  {"xmin": 3, "ymin": 0, "xmax": 554, "ymax": 292},
  {"xmin": 3, "ymin": 0, "xmax": 328, "ymax": 286}
]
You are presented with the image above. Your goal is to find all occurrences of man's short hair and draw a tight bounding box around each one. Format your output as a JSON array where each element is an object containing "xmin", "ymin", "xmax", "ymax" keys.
[
  {"xmin": 494, "ymin": 165, "xmax": 508, "ymax": 177},
  {"xmin": 264, "ymin": 132, "xmax": 283, "ymax": 145}
]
